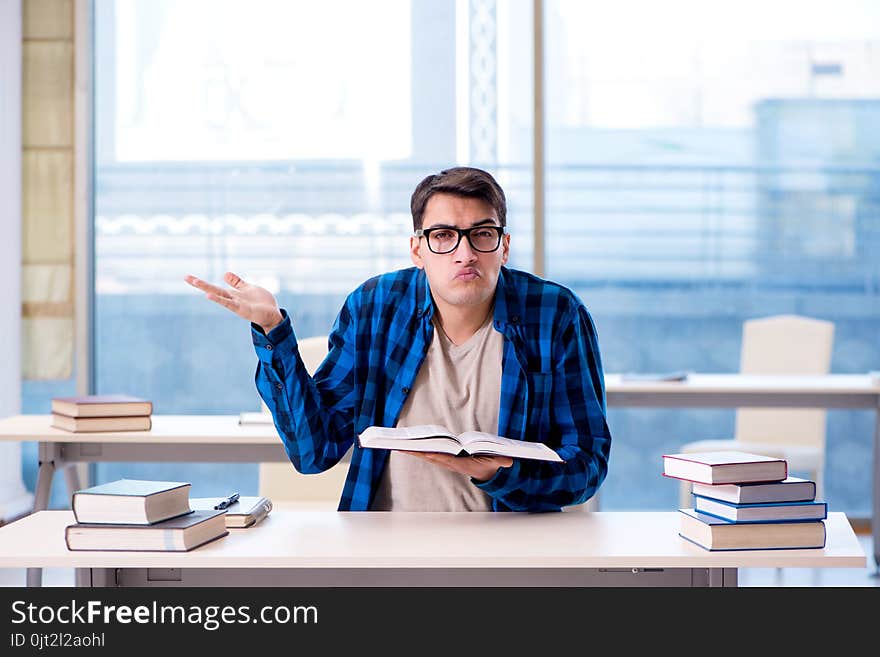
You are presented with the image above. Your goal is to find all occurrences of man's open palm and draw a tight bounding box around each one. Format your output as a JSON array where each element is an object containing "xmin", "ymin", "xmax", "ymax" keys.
[{"xmin": 185, "ymin": 272, "xmax": 283, "ymax": 334}]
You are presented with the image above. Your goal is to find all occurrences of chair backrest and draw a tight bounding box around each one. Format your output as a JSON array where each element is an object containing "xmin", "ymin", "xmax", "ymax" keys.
[
  {"xmin": 734, "ymin": 315, "xmax": 834, "ymax": 449},
  {"xmin": 296, "ymin": 335, "xmax": 330, "ymax": 375},
  {"xmin": 259, "ymin": 335, "xmax": 348, "ymax": 504}
]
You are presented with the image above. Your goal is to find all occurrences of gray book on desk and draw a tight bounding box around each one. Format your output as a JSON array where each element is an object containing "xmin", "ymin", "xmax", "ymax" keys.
[
  {"xmin": 72, "ymin": 479, "xmax": 192, "ymax": 525},
  {"xmin": 65, "ymin": 509, "xmax": 228, "ymax": 552}
]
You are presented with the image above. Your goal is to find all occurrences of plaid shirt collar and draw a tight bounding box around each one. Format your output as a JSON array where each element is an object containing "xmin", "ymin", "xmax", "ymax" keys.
[{"xmin": 416, "ymin": 265, "xmax": 525, "ymax": 335}]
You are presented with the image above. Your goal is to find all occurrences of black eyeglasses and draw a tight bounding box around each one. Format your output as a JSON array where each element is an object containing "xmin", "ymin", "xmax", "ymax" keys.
[{"xmin": 414, "ymin": 225, "xmax": 507, "ymax": 254}]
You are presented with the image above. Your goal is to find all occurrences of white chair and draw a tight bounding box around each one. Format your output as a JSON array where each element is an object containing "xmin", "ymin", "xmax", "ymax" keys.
[
  {"xmin": 677, "ymin": 314, "xmax": 835, "ymax": 509},
  {"xmin": 295, "ymin": 335, "xmax": 332, "ymax": 375},
  {"xmin": 258, "ymin": 335, "xmax": 349, "ymax": 509}
]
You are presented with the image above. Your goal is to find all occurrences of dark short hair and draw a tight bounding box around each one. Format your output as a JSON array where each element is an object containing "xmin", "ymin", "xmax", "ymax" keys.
[{"xmin": 410, "ymin": 166, "xmax": 507, "ymax": 231}]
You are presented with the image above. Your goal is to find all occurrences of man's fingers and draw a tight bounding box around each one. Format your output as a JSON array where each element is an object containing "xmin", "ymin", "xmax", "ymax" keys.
[
  {"xmin": 478, "ymin": 455, "xmax": 513, "ymax": 468},
  {"xmin": 224, "ymin": 271, "xmax": 246, "ymax": 290},
  {"xmin": 185, "ymin": 275, "xmax": 233, "ymax": 299},
  {"xmin": 206, "ymin": 292, "xmax": 241, "ymax": 312},
  {"xmin": 403, "ymin": 451, "xmax": 454, "ymax": 465},
  {"xmin": 400, "ymin": 451, "xmax": 441, "ymax": 463}
]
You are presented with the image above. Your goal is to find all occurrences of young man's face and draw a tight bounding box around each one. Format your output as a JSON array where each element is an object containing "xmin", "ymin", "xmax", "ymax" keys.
[{"xmin": 410, "ymin": 192, "xmax": 510, "ymax": 311}]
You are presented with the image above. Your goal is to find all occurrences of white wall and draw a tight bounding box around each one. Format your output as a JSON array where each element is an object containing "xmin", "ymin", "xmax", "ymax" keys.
[{"xmin": 0, "ymin": 0, "xmax": 34, "ymax": 520}]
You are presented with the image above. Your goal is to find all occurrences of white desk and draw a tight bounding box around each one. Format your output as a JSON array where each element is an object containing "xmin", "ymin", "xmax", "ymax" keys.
[
  {"xmin": 606, "ymin": 373, "xmax": 880, "ymax": 410},
  {"xmin": 0, "ymin": 510, "xmax": 865, "ymax": 588},
  {"xmin": 604, "ymin": 373, "xmax": 880, "ymax": 570},
  {"xmin": 1, "ymin": 373, "xmax": 878, "ymax": 578}
]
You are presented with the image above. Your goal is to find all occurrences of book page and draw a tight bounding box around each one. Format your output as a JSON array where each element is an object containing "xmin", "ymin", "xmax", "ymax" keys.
[
  {"xmin": 360, "ymin": 425, "xmax": 456, "ymax": 441},
  {"xmin": 457, "ymin": 432, "xmax": 563, "ymax": 462},
  {"xmin": 456, "ymin": 431, "xmax": 519, "ymax": 447}
]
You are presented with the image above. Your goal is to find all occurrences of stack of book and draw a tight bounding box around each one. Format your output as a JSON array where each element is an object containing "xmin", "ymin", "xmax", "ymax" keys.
[
  {"xmin": 662, "ymin": 450, "xmax": 827, "ymax": 551},
  {"xmin": 64, "ymin": 479, "xmax": 228, "ymax": 552},
  {"xmin": 51, "ymin": 394, "xmax": 153, "ymax": 432}
]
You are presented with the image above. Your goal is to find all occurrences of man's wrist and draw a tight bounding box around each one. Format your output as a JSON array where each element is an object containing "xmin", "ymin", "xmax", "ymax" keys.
[{"xmin": 260, "ymin": 311, "xmax": 284, "ymax": 335}]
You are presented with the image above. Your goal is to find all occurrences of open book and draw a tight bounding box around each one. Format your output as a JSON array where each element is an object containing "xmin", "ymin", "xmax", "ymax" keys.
[
  {"xmin": 238, "ymin": 411, "xmax": 273, "ymax": 425},
  {"xmin": 620, "ymin": 371, "xmax": 689, "ymax": 382},
  {"xmin": 190, "ymin": 496, "xmax": 273, "ymax": 529},
  {"xmin": 357, "ymin": 425, "xmax": 563, "ymax": 462}
]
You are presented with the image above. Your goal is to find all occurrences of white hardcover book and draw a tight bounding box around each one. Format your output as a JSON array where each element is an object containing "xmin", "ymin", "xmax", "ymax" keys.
[
  {"xmin": 357, "ymin": 425, "xmax": 563, "ymax": 463},
  {"xmin": 691, "ymin": 477, "xmax": 816, "ymax": 504}
]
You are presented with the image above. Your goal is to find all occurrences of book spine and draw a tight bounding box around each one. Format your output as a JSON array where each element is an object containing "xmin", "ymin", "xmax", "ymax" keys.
[
  {"xmin": 71, "ymin": 494, "xmax": 82, "ymax": 524},
  {"xmin": 661, "ymin": 472, "xmax": 712, "ymax": 485},
  {"xmin": 252, "ymin": 504, "xmax": 271, "ymax": 524},
  {"xmin": 690, "ymin": 507, "xmax": 736, "ymax": 524}
]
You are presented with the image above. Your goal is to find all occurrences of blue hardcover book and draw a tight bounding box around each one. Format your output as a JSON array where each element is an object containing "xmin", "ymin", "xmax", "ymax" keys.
[
  {"xmin": 678, "ymin": 509, "xmax": 826, "ymax": 551},
  {"xmin": 692, "ymin": 494, "xmax": 827, "ymax": 524}
]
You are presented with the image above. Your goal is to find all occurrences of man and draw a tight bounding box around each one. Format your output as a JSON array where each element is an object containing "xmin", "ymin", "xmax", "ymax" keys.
[{"xmin": 185, "ymin": 166, "xmax": 611, "ymax": 511}]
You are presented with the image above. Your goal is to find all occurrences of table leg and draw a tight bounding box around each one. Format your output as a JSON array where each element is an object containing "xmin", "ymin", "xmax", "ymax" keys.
[
  {"xmin": 75, "ymin": 568, "xmax": 116, "ymax": 587},
  {"xmin": 75, "ymin": 568, "xmax": 91, "ymax": 587},
  {"xmin": 873, "ymin": 403, "xmax": 880, "ymax": 573},
  {"xmin": 31, "ymin": 443, "xmax": 58, "ymax": 512},
  {"xmin": 27, "ymin": 443, "xmax": 60, "ymax": 587},
  {"xmin": 64, "ymin": 463, "xmax": 83, "ymax": 502}
]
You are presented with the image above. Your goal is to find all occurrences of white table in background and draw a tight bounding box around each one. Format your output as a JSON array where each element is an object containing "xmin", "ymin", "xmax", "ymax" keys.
[{"xmin": 0, "ymin": 414, "xmax": 286, "ymax": 509}]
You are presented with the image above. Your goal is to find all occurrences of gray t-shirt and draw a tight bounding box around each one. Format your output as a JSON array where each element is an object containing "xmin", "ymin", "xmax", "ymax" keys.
[{"xmin": 370, "ymin": 312, "xmax": 503, "ymax": 511}]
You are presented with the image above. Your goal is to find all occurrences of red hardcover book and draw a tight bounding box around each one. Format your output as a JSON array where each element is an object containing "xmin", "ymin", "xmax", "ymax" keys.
[{"xmin": 662, "ymin": 450, "xmax": 787, "ymax": 485}]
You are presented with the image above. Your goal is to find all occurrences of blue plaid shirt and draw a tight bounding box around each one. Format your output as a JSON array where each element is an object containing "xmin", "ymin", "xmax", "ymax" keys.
[{"xmin": 252, "ymin": 266, "xmax": 611, "ymax": 512}]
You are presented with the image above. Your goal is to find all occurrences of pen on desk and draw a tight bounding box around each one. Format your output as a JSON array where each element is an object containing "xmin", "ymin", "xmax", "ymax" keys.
[{"xmin": 214, "ymin": 492, "xmax": 240, "ymax": 510}]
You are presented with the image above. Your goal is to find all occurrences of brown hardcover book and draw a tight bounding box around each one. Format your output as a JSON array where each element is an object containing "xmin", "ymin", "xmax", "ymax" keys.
[
  {"xmin": 65, "ymin": 509, "xmax": 228, "ymax": 552},
  {"xmin": 52, "ymin": 414, "xmax": 152, "ymax": 433},
  {"xmin": 51, "ymin": 394, "xmax": 153, "ymax": 418},
  {"xmin": 679, "ymin": 509, "xmax": 826, "ymax": 551}
]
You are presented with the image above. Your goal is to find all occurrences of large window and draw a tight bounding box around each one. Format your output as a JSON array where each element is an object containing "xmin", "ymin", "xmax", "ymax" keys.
[
  {"xmin": 21, "ymin": 0, "xmax": 874, "ymax": 512},
  {"xmin": 545, "ymin": 0, "xmax": 880, "ymax": 512},
  {"xmin": 90, "ymin": 0, "xmax": 532, "ymax": 495}
]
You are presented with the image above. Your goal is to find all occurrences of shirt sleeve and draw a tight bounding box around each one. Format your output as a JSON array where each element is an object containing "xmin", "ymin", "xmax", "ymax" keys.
[
  {"xmin": 252, "ymin": 303, "xmax": 358, "ymax": 473},
  {"xmin": 474, "ymin": 304, "xmax": 612, "ymax": 511}
]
